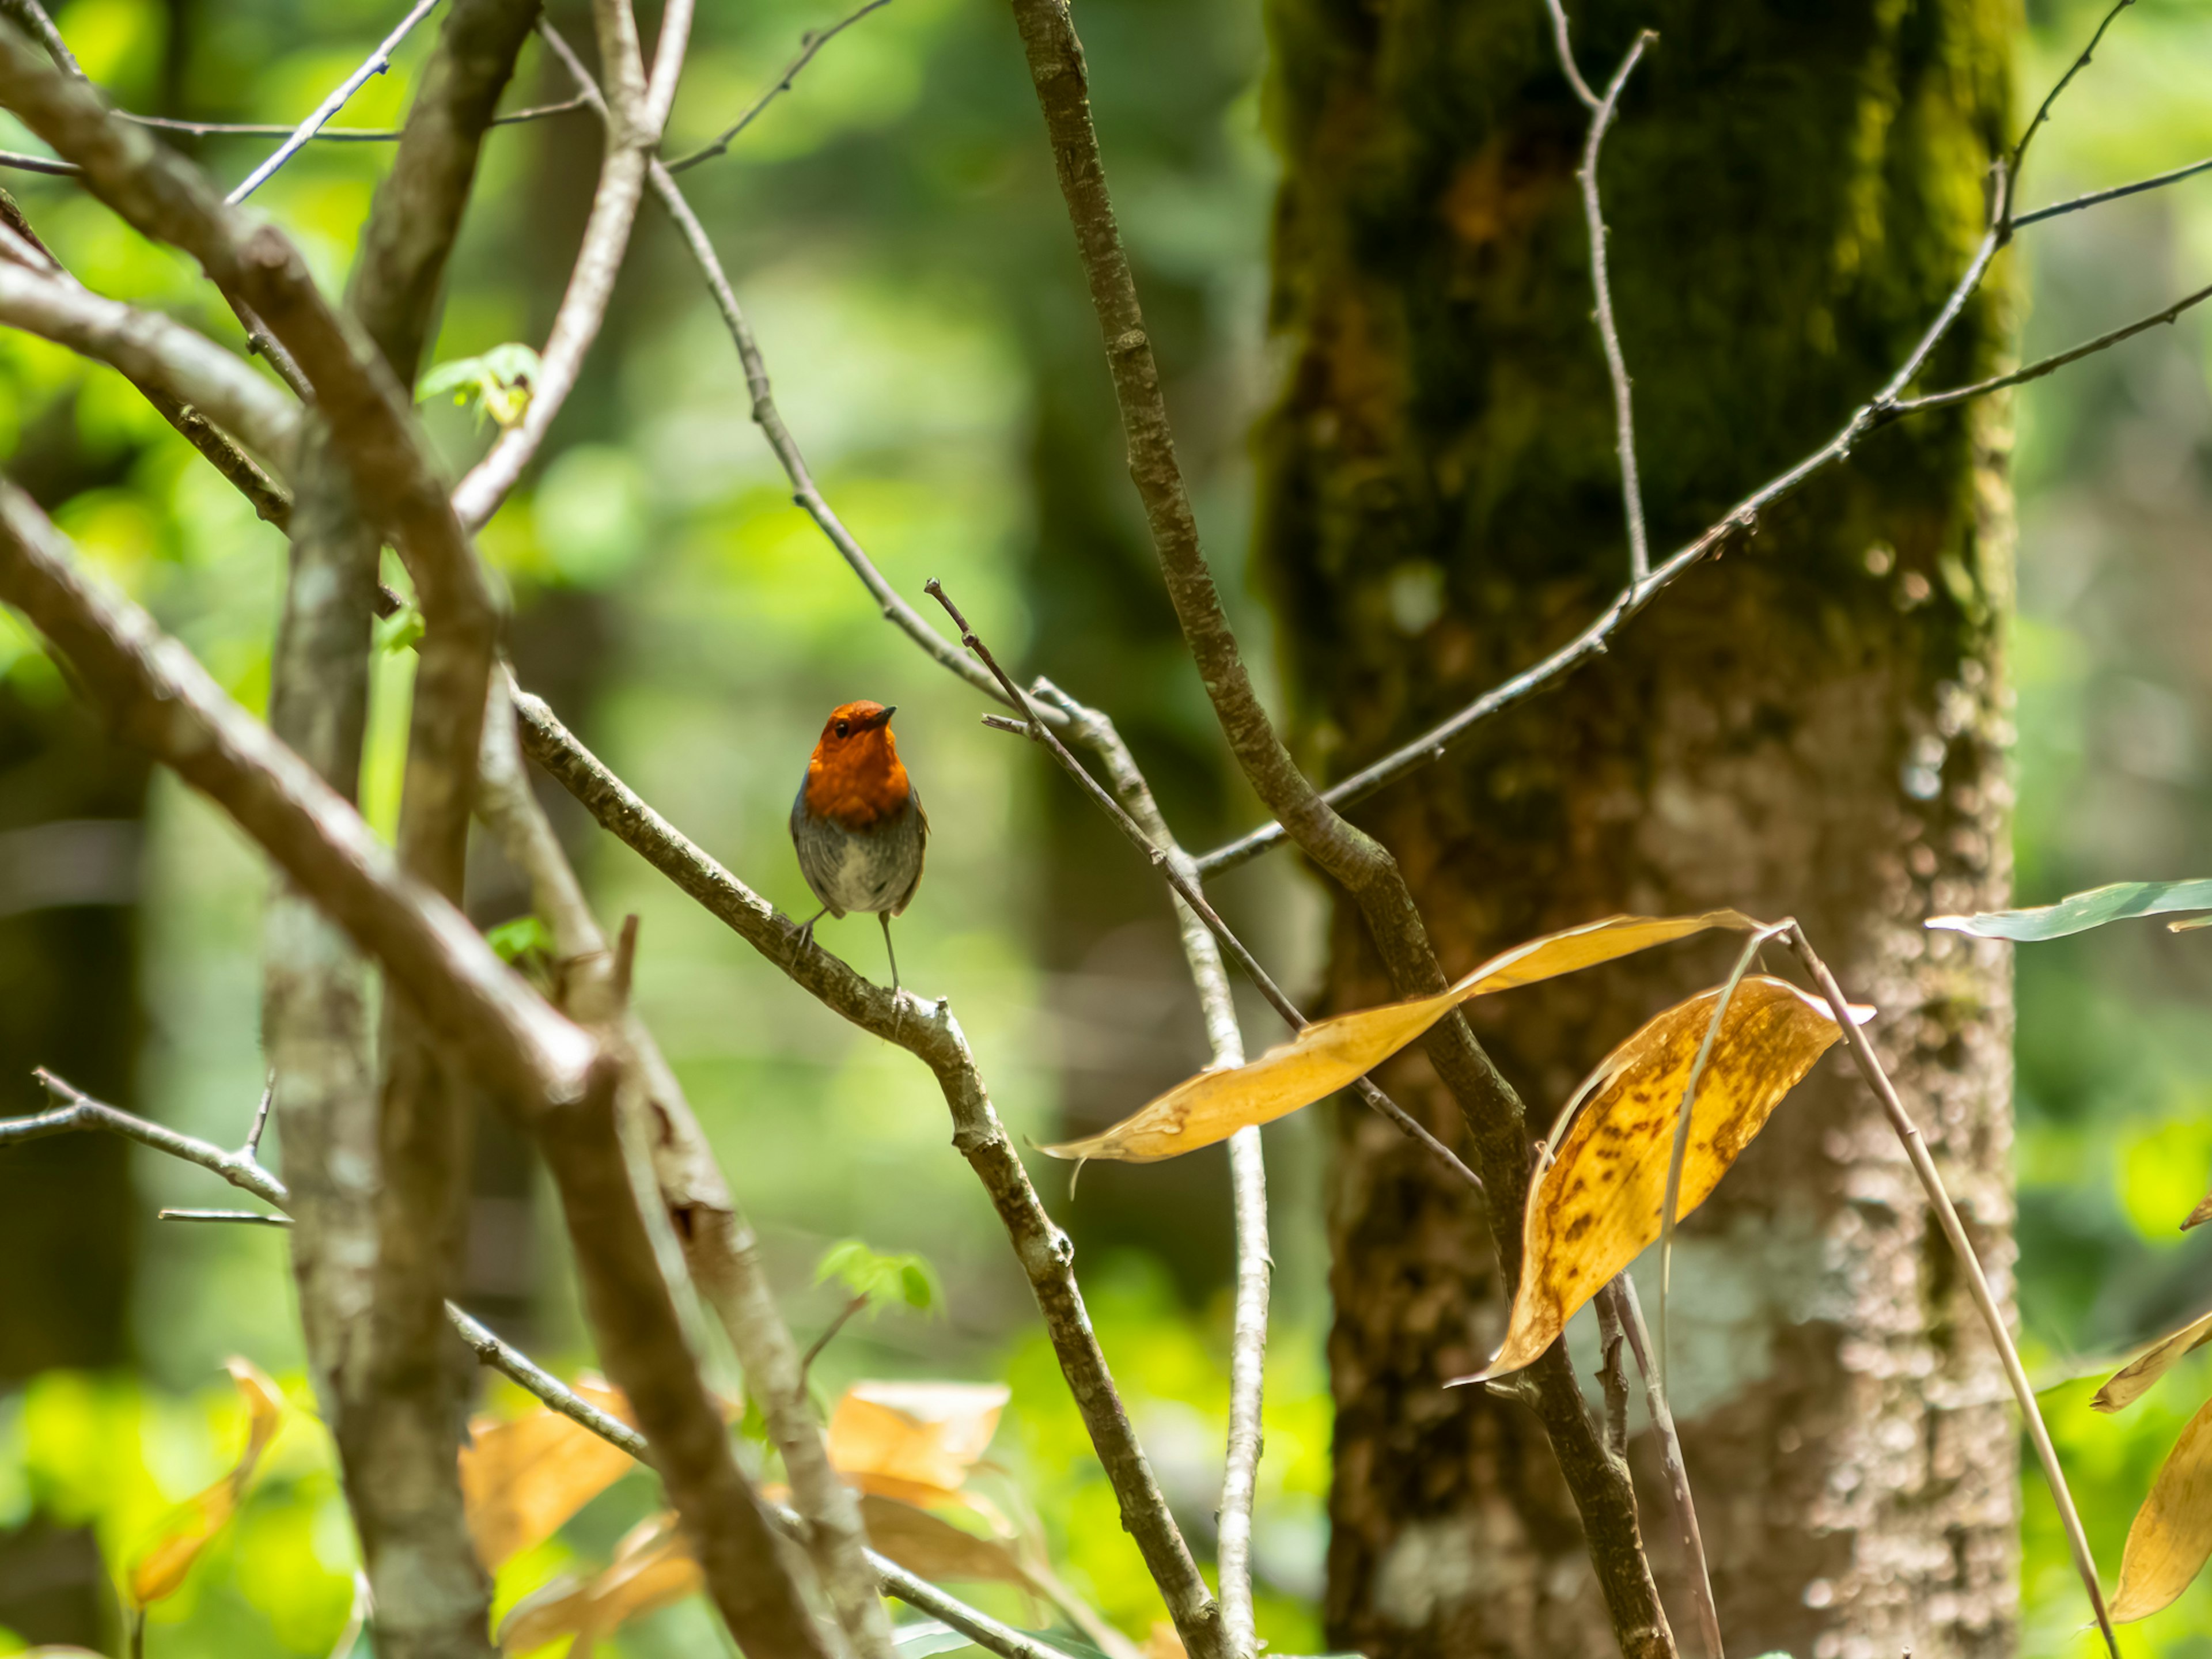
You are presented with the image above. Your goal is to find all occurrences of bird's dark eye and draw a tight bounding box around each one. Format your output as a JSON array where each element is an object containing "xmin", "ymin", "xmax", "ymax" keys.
[{"xmin": 835, "ymin": 720, "xmax": 850, "ymax": 737}]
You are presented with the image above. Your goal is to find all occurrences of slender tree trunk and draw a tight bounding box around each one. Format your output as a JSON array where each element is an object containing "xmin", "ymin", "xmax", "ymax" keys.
[{"xmin": 1257, "ymin": 3, "xmax": 2017, "ymax": 1655}]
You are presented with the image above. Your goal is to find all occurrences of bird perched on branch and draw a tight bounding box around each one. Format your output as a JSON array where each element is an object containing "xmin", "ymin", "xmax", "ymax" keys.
[{"xmin": 791, "ymin": 700, "xmax": 929, "ymax": 990}]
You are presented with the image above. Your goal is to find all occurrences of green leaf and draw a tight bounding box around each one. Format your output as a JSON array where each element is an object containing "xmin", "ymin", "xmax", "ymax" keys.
[
  {"xmin": 892, "ymin": 1622, "xmax": 979, "ymax": 1659},
  {"xmin": 373, "ymin": 603, "xmax": 423, "ymax": 656},
  {"xmin": 1927, "ymin": 879, "xmax": 2212, "ymax": 942},
  {"xmin": 414, "ymin": 344, "xmax": 541, "ymax": 430},
  {"xmin": 814, "ymin": 1239, "xmax": 941, "ymax": 1317},
  {"xmin": 486, "ymin": 915, "xmax": 554, "ymax": 964}
]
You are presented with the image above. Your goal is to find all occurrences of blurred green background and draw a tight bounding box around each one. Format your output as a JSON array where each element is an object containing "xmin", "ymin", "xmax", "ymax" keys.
[{"xmin": 1, "ymin": 0, "xmax": 2211, "ymax": 1653}]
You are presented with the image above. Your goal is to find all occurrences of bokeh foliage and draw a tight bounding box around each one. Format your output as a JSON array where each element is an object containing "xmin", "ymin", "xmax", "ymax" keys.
[{"xmin": 1, "ymin": 0, "xmax": 2210, "ymax": 1653}]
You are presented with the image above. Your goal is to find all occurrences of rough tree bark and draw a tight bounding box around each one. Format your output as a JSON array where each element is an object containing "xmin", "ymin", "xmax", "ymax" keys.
[{"xmin": 1257, "ymin": 3, "xmax": 2017, "ymax": 1657}]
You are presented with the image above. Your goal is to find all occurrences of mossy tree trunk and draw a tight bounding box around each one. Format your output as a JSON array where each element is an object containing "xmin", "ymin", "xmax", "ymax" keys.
[{"xmin": 1257, "ymin": 2, "xmax": 2018, "ymax": 1655}]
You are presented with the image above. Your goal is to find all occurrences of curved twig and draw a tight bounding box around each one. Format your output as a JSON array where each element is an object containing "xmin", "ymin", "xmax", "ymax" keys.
[
  {"xmin": 665, "ymin": 0, "xmax": 893, "ymax": 173},
  {"xmin": 225, "ymin": 0, "xmax": 445, "ymax": 204}
]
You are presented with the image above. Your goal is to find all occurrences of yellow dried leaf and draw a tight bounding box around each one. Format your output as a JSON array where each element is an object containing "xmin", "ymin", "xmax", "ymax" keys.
[
  {"xmin": 126, "ymin": 1359, "xmax": 288, "ymax": 1607},
  {"xmin": 499, "ymin": 1513, "xmax": 702, "ymax": 1653},
  {"xmin": 2097, "ymin": 1312, "xmax": 2212, "ymax": 1414},
  {"xmin": 826, "ymin": 1381, "xmax": 1009, "ymax": 1505},
  {"xmin": 1041, "ymin": 910, "xmax": 1760, "ymax": 1164},
  {"xmin": 1141, "ymin": 1623, "xmax": 1187, "ymax": 1659},
  {"xmin": 2113, "ymin": 1394, "xmax": 2212, "ymax": 1621},
  {"xmin": 1461, "ymin": 976, "xmax": 1850, "ymax": 1383},
  {"xmin": 858, "ymin": 1494, "xmax": 1031, "ymax": 1586},
  {"xmin": 461, "ymin": 1377, "xmax": 638, "ymax": 1571}
]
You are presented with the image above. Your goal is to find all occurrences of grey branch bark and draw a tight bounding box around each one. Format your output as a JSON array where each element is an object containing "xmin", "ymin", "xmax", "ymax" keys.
[
  {"xmin": 999, "ymin": 1, "xmax": 1668, "ymax": 1650},
  {"xmin": 509, "ymin": 685, "xmax": 1213, "ymax": 1648},
  {"xmin": 477, "ymin": 676, "xmax": 895, "ymax": 1659}
]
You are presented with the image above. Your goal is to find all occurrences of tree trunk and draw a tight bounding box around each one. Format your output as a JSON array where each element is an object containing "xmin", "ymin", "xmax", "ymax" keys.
[{"xmin": 1257, "ymin": 3, "xmax": 2017, "ymax": 1656}]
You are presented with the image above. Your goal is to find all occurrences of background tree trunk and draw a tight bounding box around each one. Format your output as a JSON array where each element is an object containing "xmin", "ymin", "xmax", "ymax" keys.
[{"xmin": 1256, "ymin": 2, "xmax": 2018, "ymax": 1655}]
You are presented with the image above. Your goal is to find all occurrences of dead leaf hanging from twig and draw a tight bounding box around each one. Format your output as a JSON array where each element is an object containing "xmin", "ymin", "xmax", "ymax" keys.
[
  {"xmin": 1041, "ymin": 911, "xmax": 1762, "ymax": 1164},
  {"xmin": 2097, "ymin": 1312, "xmax": 2212, "ymax": 1415},
  {"xmin": 2113, "ymin": 1394, "xmax": 2212, "ymax": 1622},
  {"xmin": 460, "ymin": 1378, "xmax": 639, "ymax": 1571},
  {"xmin": 1457, "ymin": 976, "xmax": 1857, "ymax": 1384},
  {"xmin": 498, "ymin": 1512, "xmax": 703, "ymax": 1656},
  {"xmin": 126, "ymin": 1358, "xmax": 287, "ymax": 1607}
]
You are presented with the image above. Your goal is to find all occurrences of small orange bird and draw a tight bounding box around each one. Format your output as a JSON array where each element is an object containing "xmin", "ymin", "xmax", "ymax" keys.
[{"xmin": 791, "ymin": 700, "xmax": 929, "ymax": 990}]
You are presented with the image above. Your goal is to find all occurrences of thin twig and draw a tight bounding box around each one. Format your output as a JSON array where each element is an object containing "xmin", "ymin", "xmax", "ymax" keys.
[
  {"xmin": 11, "ymin": 1069, "xmax": 288, "ymax": 1206},
  {"xmin": 1655, "ymin": 925, "xmax": 1785, "ymax": 1386},
  {"xmin": 1540, "ymin": 0, "xmax": 1599, "ymax": 108},
  {"xmin": 159, "ymin": 1206, "xmax": 292, "ymax": 1226},
  {"xmin": 1605, "ymin": 1279, "xmax": 1722, "ymax": 1659},
  {"xmin": 0, "ymin": 146, "xmax": 73, "ymax": 175},
  {"xmin": 1880, "ymin": 278, "xmax": 2212, "ymax": 420},
  {"xmin": 665, "ymin": 0, "xmax": 894, "ymax": 173},
  {"xmin": 942, "ymin": 594, "xmax": 1484, "ymax": 1202},
  {"xmin": 0, "ymin": 0, "xmax": 77, "ymax": 77},
  {"xmin": 224, "ymin": 0, "xmax": 445, "ymax": 204},
  {"xmin": 120, "ymin": 95, "xmax": 589, "ymax": 142},
  {"xmin": 243, "ymin": 1078, "xmax": 273, "ymax": 1157},
  {"xmin": 446, "ymin": 12, "xmax": 664, "ymax": 531},
  {"xmin": 1575, "ymin": 30, "xmax": 1655, "ymax": 583},
  {"xmin": 1782, "ymin": 925, "xmax": 2117, "ymax": 1659},
  {"xmin": 2013, "ymin": 150, "xmax": 2212, "ymax": 228},
  {"xmin": 797, "ymin": 1292, "xmax": 869, "ymax": 1380},
  {"xmin": 2010, "ymin": 0, "xmax": 2133, "ymax": 191}
]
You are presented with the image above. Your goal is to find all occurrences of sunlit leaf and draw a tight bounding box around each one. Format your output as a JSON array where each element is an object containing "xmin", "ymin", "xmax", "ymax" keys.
[
  {"xmin": 859, "ymin": 1494, "xmax": 1031, "ymax": 1586},
  {"xmin": 815, "ymin": 1239, "xmax": 942, "ymax": 1316},
  {"xmin": 1457, "ymin": 978, "xmax": 1857, "ymax": 1383},
  {"xmin": 1929, "ymin": 878, "xmax": 2212, "ymax": 941},
  {"xmin": 126, "ymin": 1358, "xmax": 287, "ymax": 1607},
  {"xmin": 2096, "ymin": 1312, "xmax": 2212, "ymax": 1414},
  {"xmin": 893, "ymin": 1621, "xmax": 986, "ymax": 1658},
  {"xmin": 2113, "ymin": 1394, "xmax": 2212, "ymax": 1621},
  {"xmin": 827, "ymin": 1381, "xmax": 1009, "ymax": 1508},
  {"xmin": 416, "ymin": 343, "xmax": 541, "ymax": 430},
  {"xmin": 460, "ymin": 1378, "xmax": 638, "ymax": 1571},
  {"xmin": 1042, "ymin": 911, "xmax": 1762, "ymax": 1164},
  {"xmin": 498, "ymin": 1512, "xmax": 702, "ymax": 1654}
]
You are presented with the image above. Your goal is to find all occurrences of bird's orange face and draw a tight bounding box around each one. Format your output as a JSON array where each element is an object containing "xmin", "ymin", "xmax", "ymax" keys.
[{"xmin": 804, "ymin": 701, "xmax": 911, "ymax": 828}]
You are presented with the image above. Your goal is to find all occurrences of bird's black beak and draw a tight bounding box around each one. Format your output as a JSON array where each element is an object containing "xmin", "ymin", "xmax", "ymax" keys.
[{"xmin": 877, "ymin": 705, "xmax": 897, "ymax": 726}]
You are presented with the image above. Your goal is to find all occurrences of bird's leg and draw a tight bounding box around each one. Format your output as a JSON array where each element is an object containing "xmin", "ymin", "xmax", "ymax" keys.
[
  {"xmin": 795, "ymin": 906, "xmax": 830, "ymax": 956},
  {"xmin": 880, "ymin": 912, "xmax": 902, "ymax": 993}
]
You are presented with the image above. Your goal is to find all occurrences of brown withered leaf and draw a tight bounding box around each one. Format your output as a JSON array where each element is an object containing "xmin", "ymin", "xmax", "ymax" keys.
[
  {"xmin": 498, "ymin": 1513, "xmax": 703, "ymax": 1655},
  {"xmin": 826, "ymin": 1380, "xmax": 1009, "ymax": 1508},
  {"xmin": 2113, "ymin": 1395, "xmax": 2212, "ymax": 1622},
  {"xmin": 1459, "ymin": 976, "xmax": 1851, "ymax": 1383},
  {"xmin": 1042, "ymin": 910, "xmax": 1761, "ymax": 1164},
  {"xmin": 858, "ymin": 1494, "xmax": 1032, "ymax": 1586},
  {"xmin": 2187, "ymin": 1187, "xmax": 2212, "ymax": 1232},
  {"xmin": 127, "ymin": 1358, "xmax": 288, "ymax": 1607},
  {"xmin": 462, "ymin": 1377, "xmax": 638, "ymax": 1571},
  {"xmin": 2096, "ymin": 1312, "xmax": 2212, "ymax": 1414}
]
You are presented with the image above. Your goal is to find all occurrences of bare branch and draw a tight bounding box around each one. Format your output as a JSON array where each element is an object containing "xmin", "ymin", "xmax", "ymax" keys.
[
  {"xmin": 1878, "ymin": 278, "xmax": 2212, "ymax": 421},
  {"xmin": 477, "ymin": 673, "xmax": 897, "ymax": 1659},
  {"xmin": 508, "ymin": 683, "xmax": 1214, "ymax": 1648},
  {"xmin": 0, "ymin": 261, "xmax": 302, "ymax": 463},
  {"xmin": 2013, "ymin": 150, "xmax": 2212, "ymax": 229},
  {"xmin": 665, "ymin": 0, "xmax": 894, "ymax": 173},
  {"xmin": 118, "ymin": 96, "xmax": 590, "ymax": 142},
  {"xmin": 2010, "ymin": 0, "xmax": 2133, "ymax": 192},
  {"xmin": 0, "ymin": 145, "xmax": 73, "ymax": 175},
  {"xmin": 1002, "ymin": 0, "xmax": 1668, "ymax": 1645},
  {"xmin": 447, "ymin": 4, "xmax": 669, "ymax": 531},
  {"xmin": 1603, "ymin": 1279, "xmax": 1721, "ymax": 1659},
  {"xmin": 226, "ymin": 0, "xmax": 445, "ymax": 205},
  {"xmin": 1783, "ymin": 925, "xmax": 2117, "ymax": 1659},
  {"xmin": 1575, "ymin": 29, "xmax": 1654, "ymax": 583},
  {"xmin": 10, "ymin": 1069, "xmax": 289, "ymax": 1206},
  {"xmin": 159, "ymin": 1206, "xmax": 291, "ymax": 1225},
  {"xmin": 0, "ymin": 0, "xmax": 76, "ymax": 77}
]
